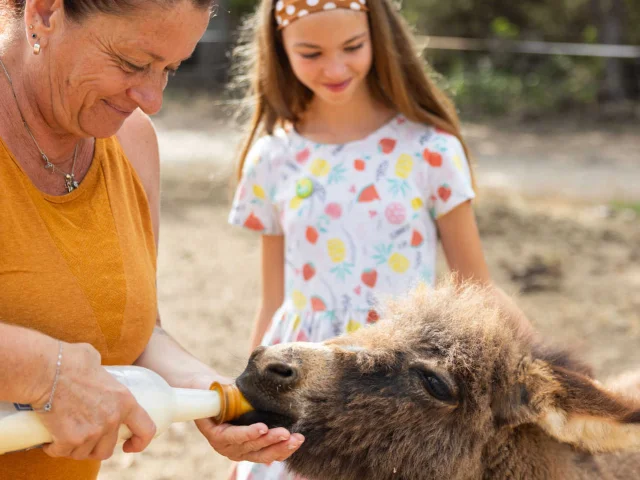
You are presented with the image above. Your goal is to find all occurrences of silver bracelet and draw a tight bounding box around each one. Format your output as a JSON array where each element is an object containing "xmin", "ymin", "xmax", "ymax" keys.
[{"xmin": 34, "ymin": 341, "xmax": 63, "ymax": 413}]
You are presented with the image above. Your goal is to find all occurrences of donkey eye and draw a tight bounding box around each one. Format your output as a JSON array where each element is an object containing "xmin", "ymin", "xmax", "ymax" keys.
[{"xmin": 415, "ymin": 369, "xmax": 455, "ymax": 403}]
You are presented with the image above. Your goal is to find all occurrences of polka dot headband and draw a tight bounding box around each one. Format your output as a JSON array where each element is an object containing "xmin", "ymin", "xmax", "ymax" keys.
[{"xmin": 274, "ymin": 0, "xmax": 368, "ymax": 29}]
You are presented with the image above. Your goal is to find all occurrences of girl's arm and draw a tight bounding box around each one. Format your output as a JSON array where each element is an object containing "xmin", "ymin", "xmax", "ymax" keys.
[
  {"xmin": 249, "ymin": 235, "xmax": 286, "ymax": 351},
  {"xmin": 437, "ymin": 201, "xmax": 490, "ymax": 283},
  {"xmin": 437, "ymin": 201, "xmax": 535, "ymax": 335}
]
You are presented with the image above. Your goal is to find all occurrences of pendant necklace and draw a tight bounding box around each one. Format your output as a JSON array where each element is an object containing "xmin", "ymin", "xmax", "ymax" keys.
[{"xmin": 0, "ymin": 57, "xmax": 80, "ymax": 193}]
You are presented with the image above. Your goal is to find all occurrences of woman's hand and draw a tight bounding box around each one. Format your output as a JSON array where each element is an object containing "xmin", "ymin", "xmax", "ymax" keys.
[
  {"xmin": 33, "ymin": 341, "xmax": 157, "ymax": 460},
  {"xmin": 187, "ymin": 374, "xmax": 304, "ymax": 463},
  {"xmin": 196, "ymin": 419, "xmax": 304, "ymax": 463}
]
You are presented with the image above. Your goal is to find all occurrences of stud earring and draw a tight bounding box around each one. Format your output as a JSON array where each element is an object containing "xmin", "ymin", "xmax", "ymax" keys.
[
  {"xmin": 31, "ymin": 33, "xmax": 37, "ymax": 39},
  {"xmin": 33, "ymin": 42, "xmax": 41, "ymax": 55},
  {"xmin": 29, "ymin": 24, "xmax": 34, "ymax": 29}
]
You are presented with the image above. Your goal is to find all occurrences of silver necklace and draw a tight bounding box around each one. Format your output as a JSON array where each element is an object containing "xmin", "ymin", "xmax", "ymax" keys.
[{"xmin": 0, "ymin": 57, "xmax": 80, "ymax": 193}]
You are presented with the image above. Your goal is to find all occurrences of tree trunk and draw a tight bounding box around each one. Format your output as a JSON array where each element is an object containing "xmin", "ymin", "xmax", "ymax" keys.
[{"xmin": 594, "ymin": 0, "xmax": 627, "ymax": 102}]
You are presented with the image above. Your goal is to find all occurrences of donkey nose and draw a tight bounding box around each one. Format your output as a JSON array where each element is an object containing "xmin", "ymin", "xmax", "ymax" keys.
[
  {"xmin": 249, "ymin": 346, "xmax": 267, "ymax": 362},
  {"xmin": 263, "ymin": 361, "xmax": 299, "ymax": 387}
]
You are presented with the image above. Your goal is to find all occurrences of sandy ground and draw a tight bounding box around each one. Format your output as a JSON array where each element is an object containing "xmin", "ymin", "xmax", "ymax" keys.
[{"xmin": 98, "ymin": 98, "xmax": 640, "ymax": 480}]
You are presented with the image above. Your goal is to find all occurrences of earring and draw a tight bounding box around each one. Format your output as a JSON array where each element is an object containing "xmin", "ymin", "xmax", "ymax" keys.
[
  {"xmin": 29, "ymin": 24, "xmax": 34, "ymax": 29},
  {"xmin": 33, "ymin": 42, "xmax": 41, "ymax": 55},
  {"xmin": 31, "ymin": 33, "xmax": 37, "ymax": 39}
]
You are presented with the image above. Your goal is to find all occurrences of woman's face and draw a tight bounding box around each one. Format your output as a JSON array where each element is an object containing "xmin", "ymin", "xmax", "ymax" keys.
[
  {"xmin": 36, "ymin": 1, "xmax": 210, "ymax": 138},
  {"xmin": 281, "ymin": 9, "xmax": 372, "ymax": 107}
]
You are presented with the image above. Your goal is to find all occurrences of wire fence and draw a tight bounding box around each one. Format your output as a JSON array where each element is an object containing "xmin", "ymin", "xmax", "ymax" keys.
[
  {"xmin": 415, "ymin": 36, "xmax": 640, "ymax": 59},
  {"xmin": 180, "ymin": 33, "xmax": 639, "ymax": 92},
  {"xmin": 196, "ymin": 31, "xmax": 640, "ymax": 59}
]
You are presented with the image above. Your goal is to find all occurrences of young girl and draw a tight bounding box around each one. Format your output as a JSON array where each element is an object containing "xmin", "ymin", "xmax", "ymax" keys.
[{"xmin": 228, "ymin": 1, "xmax": 522, "ymax": 478}]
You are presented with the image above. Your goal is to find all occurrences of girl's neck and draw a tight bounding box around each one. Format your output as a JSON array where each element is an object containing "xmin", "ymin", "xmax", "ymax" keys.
[{"xmin": 297, "ymin": 84, "xmax": 396, "ymax": 145}]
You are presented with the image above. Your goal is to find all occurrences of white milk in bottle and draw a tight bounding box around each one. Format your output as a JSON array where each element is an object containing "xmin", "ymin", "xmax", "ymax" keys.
[{"xmin": 0, "ymin": 365, "xmax": 253, "ymax": 455}]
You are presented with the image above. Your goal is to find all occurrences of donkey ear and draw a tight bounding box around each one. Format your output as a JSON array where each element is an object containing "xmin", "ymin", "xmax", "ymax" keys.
[
  {"xmin": 499, "ymin": 358, "xmax": 640, "ymax": 453},
  {"xmin": 535, "ymin": 364, "xmax": 640, "ymax": 453},
  {"xmin": 493, "ymin": 358, "xmax": 562, "ymax": 429}
]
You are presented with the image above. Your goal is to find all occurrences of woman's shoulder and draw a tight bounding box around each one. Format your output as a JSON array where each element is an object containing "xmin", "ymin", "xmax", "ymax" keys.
[
  {"xmin": 113, "ymin": 109, "xmax": 160, "ymax": 242},
  {"xmin": 116, "ymin": 110, "xmax": 160, "ymax": 177}
]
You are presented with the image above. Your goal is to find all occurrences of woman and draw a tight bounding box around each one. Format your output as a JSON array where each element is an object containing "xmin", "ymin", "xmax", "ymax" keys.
[{"xmin": 0, "ymin": 0, "xmax": 303, "ymax": 478}]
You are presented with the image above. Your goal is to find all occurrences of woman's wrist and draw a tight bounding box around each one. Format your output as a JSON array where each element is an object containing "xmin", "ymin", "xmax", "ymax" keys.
[
  {"xmin": 30, "ymin": 337, "xmax": 65, "ymax": 407},
  {"xmin": 33, "ymin": 341, "xmax": 63, "ymax": 412},
  {"xmin": 177, "ymin": 370, "xmax": 234, "ymax": 390}
]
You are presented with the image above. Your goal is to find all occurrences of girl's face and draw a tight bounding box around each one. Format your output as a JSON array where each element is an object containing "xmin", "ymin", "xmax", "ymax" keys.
[{"xmin": 281, "ymin": 9, "xmax": 372, "ymax": 106}]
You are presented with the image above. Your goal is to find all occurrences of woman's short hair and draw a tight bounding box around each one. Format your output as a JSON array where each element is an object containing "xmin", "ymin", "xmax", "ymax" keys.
[{"xmin": 10, "ymin": 0, "xmax": 215, "ymax": 20}]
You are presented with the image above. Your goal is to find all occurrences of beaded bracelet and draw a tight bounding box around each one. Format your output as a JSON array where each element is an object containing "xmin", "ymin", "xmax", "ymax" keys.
[{"xmin": 35, "ymin": 341, "xmax": 63, "ymax": 413}]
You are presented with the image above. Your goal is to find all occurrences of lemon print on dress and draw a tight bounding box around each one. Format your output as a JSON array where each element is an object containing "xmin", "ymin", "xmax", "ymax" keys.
[
  {"xmin": 289, "ymin": 196, "xmax": 303, "ymax": 210},
  {"xmin": 347, "ymin": 319, "xmax": 362, "ymax": 333},
  {"xmin": 411, "ymin": 197, "xmax": 423, "ymax": 210},
  {"xmin": 310, "ymin": 159, "xmax": 330, "ymax": 177},
  {"xmin": 292, "ymin": 290, "xmax": 307, "ymax": 310},
  {"xmin": 389, "ymin": 154, "xmax": 413, "ymax": 197},
  {"xmin": 389, "ymin": 253, "xmax": 410, "ymax": 273},
  {"xmin": 327, "ymin": 238, "xmax": 347, "ymax": 263},
  {"xmin": 292, "ymin": 314, "xmax": 301, "ymax": 332},
  {"xmin": 394, "ymin": 154, "xmax": 414, "ymax": 179},
  {"xmin": 373, "ymin": 244, "xmax": 409, "ymax": 273},
  {"xmin": 252, "ymin": 184, "xmax": 266, "ymax": 200},
  {"xmin": 453, "ymin": 154, "xmax": 463, "ymax": 172}
]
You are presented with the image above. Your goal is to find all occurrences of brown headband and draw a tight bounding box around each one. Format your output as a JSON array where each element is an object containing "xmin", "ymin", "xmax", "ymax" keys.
[{"xmin": 275, "ymin": 0, "xmax": 369, "ymax": 29}]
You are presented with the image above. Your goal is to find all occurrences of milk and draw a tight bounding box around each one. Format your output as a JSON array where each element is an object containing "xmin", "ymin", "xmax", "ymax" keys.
[{"xmin": 0, "ymin": 365, "xmax": 251, "ymax": 455}]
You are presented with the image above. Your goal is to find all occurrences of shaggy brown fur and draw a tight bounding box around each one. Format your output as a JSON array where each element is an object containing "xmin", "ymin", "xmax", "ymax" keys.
[{"xmin": 235, "ymin": 282, "xmax": 640, "ymax": 480}]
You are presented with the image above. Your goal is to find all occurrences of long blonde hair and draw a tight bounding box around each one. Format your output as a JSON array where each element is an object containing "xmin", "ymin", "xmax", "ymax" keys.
[{"xmin": 232, "ymin": 0, "xmax": 475, "ymax": 188}]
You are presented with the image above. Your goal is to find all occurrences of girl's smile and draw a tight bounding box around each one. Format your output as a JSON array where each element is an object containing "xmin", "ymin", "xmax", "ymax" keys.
[{"xmin": 323, "ymin": 79, "xmax": 352, "ymax": 93}]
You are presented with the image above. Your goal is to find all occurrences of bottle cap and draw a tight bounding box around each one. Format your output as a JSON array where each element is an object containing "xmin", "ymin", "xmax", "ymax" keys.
[{"xmin": 209, "ymin": 382, "xmax": 254, "ymax": 424}]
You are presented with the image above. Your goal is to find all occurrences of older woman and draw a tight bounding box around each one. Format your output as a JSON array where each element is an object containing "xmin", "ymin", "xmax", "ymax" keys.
[{"xmin": 0, "ymin": 0, "xmax": 303, "ymax": 478}]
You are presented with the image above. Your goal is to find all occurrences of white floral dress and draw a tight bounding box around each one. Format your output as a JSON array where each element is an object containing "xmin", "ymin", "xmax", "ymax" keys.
[{"xmin": 229, "ymin": 114, "xmax": 474, "ymax": 480}]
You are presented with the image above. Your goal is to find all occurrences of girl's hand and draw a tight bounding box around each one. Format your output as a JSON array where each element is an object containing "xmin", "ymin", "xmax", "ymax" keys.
[{"xmin": 33, "ymin": 341, "xmax": 157, "ymax": 460}]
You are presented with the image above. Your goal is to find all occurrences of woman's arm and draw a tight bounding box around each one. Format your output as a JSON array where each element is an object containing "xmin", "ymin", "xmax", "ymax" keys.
[
  {"xmin": 0, "ymin": 322, "xmax": 156, "ymax": 459},
  {"xmin": 437, "ymin": 201, "xmax": 535, "ymax": 335},
  {"xmin": 117, "ymin": 110, "xmax": 303, "ymax": 461},
  {"xmin": 116, "ymin": 110, "xmax": 237, "ymax": 387},
  {"xmin": 135, "ymin": 320, "xmax": 303, "ymax": 462},
  {"xmin": 135, "ymin": 322, "xmax": 229, "ymax": 387},
  {"xmin": 249, "ymin": 235, "xmax": 286, "ymax": 351},
  {"xmin": 0, "ymin": 321, "xmax": 59, "ymax": 404}
]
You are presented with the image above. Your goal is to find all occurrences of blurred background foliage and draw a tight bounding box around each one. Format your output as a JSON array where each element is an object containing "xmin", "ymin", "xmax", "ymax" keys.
[{"xmin": 399, "ymin": 0, "xmax": 638, "ymax": 118}]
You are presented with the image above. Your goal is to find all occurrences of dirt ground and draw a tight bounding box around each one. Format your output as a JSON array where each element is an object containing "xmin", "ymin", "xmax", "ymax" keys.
[{"xmin": 98, "ymin": 98, "xmax": 640, "ymax": 480}]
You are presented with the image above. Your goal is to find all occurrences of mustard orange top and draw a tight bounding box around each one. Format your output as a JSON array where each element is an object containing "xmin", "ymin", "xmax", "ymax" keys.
[{"xmin": 0, "ymin": 136, "xmax": 157, "ymax": 479}]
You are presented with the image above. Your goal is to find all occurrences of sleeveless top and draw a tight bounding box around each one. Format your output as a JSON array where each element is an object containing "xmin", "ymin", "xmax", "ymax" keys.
[{"xmin": 0, "ymin": 136, "xmax": 157, "ymax": 479}]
